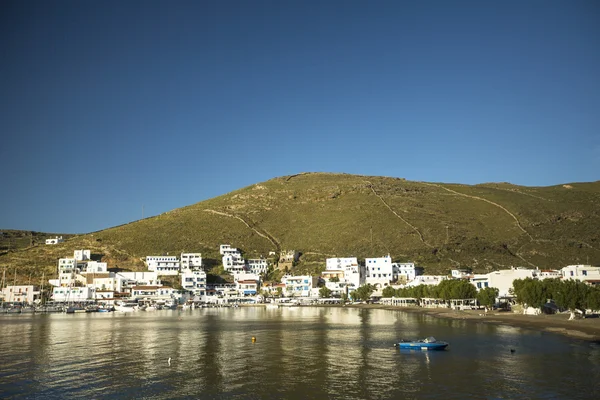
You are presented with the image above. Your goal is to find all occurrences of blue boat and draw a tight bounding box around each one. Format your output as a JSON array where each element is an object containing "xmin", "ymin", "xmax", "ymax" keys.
[{"xmin": 394, "ymin": 337, "xmax": 449, "ymax": 350}]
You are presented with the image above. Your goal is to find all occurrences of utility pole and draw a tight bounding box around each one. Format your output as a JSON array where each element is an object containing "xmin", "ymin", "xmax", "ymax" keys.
[{"xmin": 142, "ymin": 204, "xmax": 144, "ymax": 219}]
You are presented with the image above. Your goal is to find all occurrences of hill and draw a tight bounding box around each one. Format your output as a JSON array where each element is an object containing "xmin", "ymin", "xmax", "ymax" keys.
[{"xmin": 1, "ymin": 173, "xmax": 599, "ymax": 284}]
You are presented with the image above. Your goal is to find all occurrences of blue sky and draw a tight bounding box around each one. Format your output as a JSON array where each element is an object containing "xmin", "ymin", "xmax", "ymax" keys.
[{"xmin": 1, "ymin": 0, "xmax": 599, "ymax": 233}]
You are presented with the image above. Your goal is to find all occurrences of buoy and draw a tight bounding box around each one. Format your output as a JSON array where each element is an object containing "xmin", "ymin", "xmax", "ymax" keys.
[{"xmin": 252, "ymin": 337, "xmax": 256, "ymax": 343}]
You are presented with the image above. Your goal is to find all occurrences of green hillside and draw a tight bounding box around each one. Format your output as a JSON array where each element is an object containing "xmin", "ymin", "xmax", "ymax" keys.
[{"xmin": 2, "ymin": 173, "xmax": 599, "ymax": 284}]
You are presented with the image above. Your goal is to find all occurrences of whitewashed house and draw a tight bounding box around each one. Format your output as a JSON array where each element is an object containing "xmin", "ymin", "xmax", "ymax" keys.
[
  {"xmin": 365, "ymin": 255, "xmax": 393, "ymax": 288},
  {"xmin": 88, "ymin": 274, "xmax": 118, "ymax": 292},
  {"xmin": 451, "ymin": 269, "xmax": 471, "ymax": 279},
  {"xmin": 393, "ymin": 262, "xmax": 422, "ymax": 283},
  {"xmin": 180, "ymin": 268, "xmax": 207, "ymax": 296},
  {"xmin": 247, "ymin": 258, "xmax": 268, "ymax": 275},
  {"xmin": 326, "ymin": 257, "xmax": 365, "ymax": 291},
  {"xmin": 561, "ymin": 265, "xmax": 600, "ymax": 284},
  {"xmin": 236, "ymin": 280, "xmax": 259, "ymax": 296},
  {"xmin": 57, "ymin": 258, "xmax": 79, "ymax": 287},
  {"xmin": 116, "ymin": 271, "xmax": 160, "ymax": 293},
  {"xmin": 1, "ymin": 285, "xmax": 40, "ymax": 304},
  {"xmin": 181, "ymin": 253, "xmax": 202, "ymax": 270},
  {"xmin": 537, "ymin": 269, "xmax": 562, "ymax": 280},
  {"xmin": 406, "ymin": 275, "xmax": 448, "ymax": 287},
  {"xmin": 45, "ymin": 236, "xmax": 64, "ymax": 245},
  {"xmin": 146, "ymin": 255, "xmax": 180, "ymax": 276},
  {"xmin": 84, "ymin": 261, "xmax": 108, "ymax": 274},
  {"xmin": 223, "ymin": 253, "xmax": 246, "ymax": 273},
  {"xmin": 74, "ymin": 249, "xmax": 91, "ymax": 261},
  {"xmin": 52, "ymin": 286, "xmax": 95, "ymax": 302},
  {"xmin": 470, "ymin": 267, "xmax": 538, "ymax": 297},
  {"xmin": 130, "ymin": 286, "xmax": 177, "ymax": 301},
  {"xmin": 283, "ymin": 275, "xmax": 315, "ymax": 297}
]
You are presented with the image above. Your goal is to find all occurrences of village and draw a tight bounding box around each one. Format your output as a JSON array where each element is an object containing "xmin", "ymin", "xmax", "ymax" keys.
[{"xmin": 1, "ymin": 237, "xmax": 599, "ymax": 313}]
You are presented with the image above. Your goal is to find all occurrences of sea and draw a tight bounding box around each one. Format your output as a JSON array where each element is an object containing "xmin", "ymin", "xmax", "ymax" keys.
[{"xmin": 1, "ymin": 306, "xmax": 599, "ymax": 399}]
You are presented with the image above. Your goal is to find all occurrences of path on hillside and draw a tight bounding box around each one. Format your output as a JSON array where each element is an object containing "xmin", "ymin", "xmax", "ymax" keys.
[
  {"xmin": 423, "ymin": 183, "xmax": 534, "ymax": 240},
  {"xmin": 204, "ymin": 209, "xmax": 281, "ymax": 251},
  {"xmin": 422, "ymin": 182, "xmax": 538, "ymax": 267},
  {"xmin": 365, "ymin": 181, "xmax": 433, "ymax": 248}
]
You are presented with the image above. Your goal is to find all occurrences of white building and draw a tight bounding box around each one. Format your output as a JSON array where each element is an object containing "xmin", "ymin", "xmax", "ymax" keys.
[
  {"xmin": 57, "ymin": 258, "xmax": 79, "ymax": 287},
  {"xmin": 538, "ymin": 269, "xmax": 562, "ymax": 280},
  {"xmin": 561, "ymin": 265, "xmax": 600, "ymax": 284},
  {"xmin": 247, "ymin": 258, "xmax": 268, "ymax": 275},
  {"xmin": 130, "ymin": 286, "xmax": 177, "ymax": 301},
  {"xmin": 393, "ymin": 262, "xmax": 422, "ymax": 282},
  {"xmin": 84, "ymin": 261, "xmax": 108, "ymax": 274},
  {"xmin": 236, "ymin": 280, "xmax": 259, "ymax": 296},
  {"xmin": 470, "ymin": 268, "xmax": 538, "ymax": 297},
  {"xmin": 116, "ymin": 271, "xmax": 160, "ymax": 292},
  {"xmin": 406, "ymin": 275, "xmax": 448, "ymax": 287},
  {"xmin": 87, "ymin": 274, "xmax": 118, "ymax": 292},
  {"xmin": 146, "ymin": 255, "xmax": 180, "ymax": 276},
  {"xmin": 181, "ymin": 268, "xmax": 207, "ymax": 296},
  {"xmin": 181, "ymin": 253, "xmax": 202, "ymax": 270},
  {"xmin": 220, "ymin": 244, "xmax": 239, "ymax": 256},
  {"xmin": 45, "ymin": 236, "xmax": 64, "ymax": 245},
  {"xmin": 223, "ymin": 253, "xmax": 246, "ymax": 273},
  {"xmin": 1, "ymin": 285, "xmax": 40, "ymax": 304},
  {"xmin": 283, "ymin": 275, "xmax": 315, "ymax": 297},
  {"xmin": 52, "ymin": 286, "xmax": 95, "ymax": 302},
  {"xmin": 326, "ymin": 257, "xmax": 364, "ymax": 288},
  {"xmin": 74, "ymin": 249, "xmax": 91, "ymax": 261},
  {"xmin": 365, "ymin": 255, "xmax": 393, "ymax": 288},
  {"xmin": 451, "ymin": 269, "xmax": 471, "ymax": 279}
]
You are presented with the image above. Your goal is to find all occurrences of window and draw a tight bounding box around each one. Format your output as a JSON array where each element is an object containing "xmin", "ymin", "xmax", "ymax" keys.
[
  {"xmin": 582, "ymin": 271, "xmax": 587, "ymax": 276},
  {"xmin": 477, "ymin": 282, "xmax": 482, "ymax": 289},
  {"xmin": 484, "ymin": 282, "xmax": 488, "ymax": 288}
]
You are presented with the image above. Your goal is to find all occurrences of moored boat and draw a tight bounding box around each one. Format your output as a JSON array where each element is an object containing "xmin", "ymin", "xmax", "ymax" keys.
[{"xmin": 394, "ymin": 337, "xmax": 449, "ymax": 350}]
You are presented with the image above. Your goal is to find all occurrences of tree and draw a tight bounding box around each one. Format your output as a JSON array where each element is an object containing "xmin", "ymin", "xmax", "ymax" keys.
[
  {"xmin": 382, "ymin": 286, "xmax": 396, "ymax": 298},
  {"xmin": 554, "ymin": 279, "xmax": 590, "ymax": 320},
  {"xmin": 329, "ymin": 276, "xmax": 340, "ymax": 283},
  {"xmin": 513, "ymin": 278, "xmax": 548, "ymax": 311},
  {"xmin": 586, "ymin": 286, "xmax": 600, "ymax": 312},
  {"xmin": 477, "ymin": 287, "xmax": 499, "ymax": 311},
  {"xmin": 319, "ymin": 286, "xmax": 332, "ymax": 298},
  {"xmin": 351, "ymin": 284, "xmax": 375, "ymax": 302},
  {"xmin": 451, "ymin": 280, "xmax": 477, "ymax": 300},
  {"xmin": 276, "ymin": 287, "xmax": 283, "ymax": 298}
]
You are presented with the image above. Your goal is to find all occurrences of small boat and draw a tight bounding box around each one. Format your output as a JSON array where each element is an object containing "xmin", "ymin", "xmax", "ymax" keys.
[{"xmin": 394, "ymin": 337, "xmax": 449, "ymax": 350}]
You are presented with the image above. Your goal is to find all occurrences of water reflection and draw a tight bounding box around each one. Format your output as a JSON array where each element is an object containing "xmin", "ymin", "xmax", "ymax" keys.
[{"xmin": 1, "ymin": 308, "xmax": 599, "ymax": 399}]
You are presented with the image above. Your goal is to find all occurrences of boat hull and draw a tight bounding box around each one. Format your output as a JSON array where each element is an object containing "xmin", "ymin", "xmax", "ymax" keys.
[{"xmin": 395, "ymin": 341, "xmax": 448, "ymax": 350}]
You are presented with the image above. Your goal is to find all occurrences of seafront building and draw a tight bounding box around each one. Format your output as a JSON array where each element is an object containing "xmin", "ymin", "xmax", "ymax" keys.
[
  {"xmin": 406, "ymin": 275, "xmax": 448, "ymax": 287},
  {"xmin": 180, "ymin": 268, "xmax": 207, "ymax": 296},
  {"xmin": 365, "ymin": 255, "xmax": 394, "ymax": 288},
  {"xmin": 1, "ymin": 285, "xmax": 40, "ymax": 304},
  {"xmin": 470, "ymin": 267, "xmax": 538, "ymax": 297}
]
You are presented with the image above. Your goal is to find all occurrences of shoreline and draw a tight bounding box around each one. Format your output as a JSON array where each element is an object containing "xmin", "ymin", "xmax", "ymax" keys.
[{"xmin": 341, "ymin": 303, "xmax": 600, "ymax": 342}]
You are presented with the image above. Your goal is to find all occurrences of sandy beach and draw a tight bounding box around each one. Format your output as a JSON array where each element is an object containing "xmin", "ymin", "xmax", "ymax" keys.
[{"xmin": 344, "ymin": 304, "xmax": 600, "ymax": 342}]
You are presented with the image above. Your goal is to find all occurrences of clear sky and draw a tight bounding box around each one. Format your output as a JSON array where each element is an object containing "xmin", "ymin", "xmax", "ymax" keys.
[{"xmin": 1, "ymin": 0, "xmax": 599, "ymax": 234}]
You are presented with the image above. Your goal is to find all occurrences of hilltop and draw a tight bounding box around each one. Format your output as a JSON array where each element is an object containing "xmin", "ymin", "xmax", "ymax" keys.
[{"xmin": 1, "ymin": 173, "xmax": 599, "ymax": 283}]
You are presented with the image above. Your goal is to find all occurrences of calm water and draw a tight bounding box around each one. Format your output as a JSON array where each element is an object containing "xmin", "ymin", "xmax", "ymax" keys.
[{"xmin": 1, "ymin": 307, "xmax": 599, "ymax": 399}]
